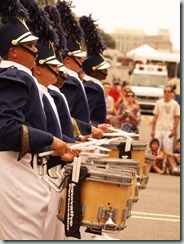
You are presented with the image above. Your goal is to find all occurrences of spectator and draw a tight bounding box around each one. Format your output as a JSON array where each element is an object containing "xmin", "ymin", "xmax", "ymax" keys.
[
  {"xmin": 113, "ymin": 83, "xmax": 131, "ymax": 111},
  {"xmin": 108, "ymin": 77, "xmax": 121, "ymax": 110},
  {"xmin": 116, "ymin": 90, "xmax": 141, "ymax": 134},
  {"xmin": 165, "ymin": 138, "xmax": 180, "ymax": 175},
  {"xmin": 103, "ymin": 82, "xmax": 116, "ymax": 119},
  {"xmin": 147, "ymin": 138, "xmax": 165, "ymax": 174},
  {"xmin": 151, "ymin": 85, "xmax": 180, "ymax": 166}
]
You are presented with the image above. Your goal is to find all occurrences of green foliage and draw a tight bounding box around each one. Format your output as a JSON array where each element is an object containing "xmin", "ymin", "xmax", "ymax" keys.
[{"xmin": 99, "ymin": 29, "xmax": 116, "ymax": 49}]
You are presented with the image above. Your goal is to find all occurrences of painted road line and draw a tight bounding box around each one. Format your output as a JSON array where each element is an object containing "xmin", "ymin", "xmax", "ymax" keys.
[
  {"xmin": 131, "ymin": 216, "xmax": 180, "ymax": 222},
  {"xmin": 132, "ymin": 211, "xmax": 180, "ymax": 218}
]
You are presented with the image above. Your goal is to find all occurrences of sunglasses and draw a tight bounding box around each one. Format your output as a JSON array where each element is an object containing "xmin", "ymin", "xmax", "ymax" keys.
[
  {"xmin": 164, "ymin": 90, "xmax": 171, "ymax": 93},
  {"xmin": 126, "ymin": 94, "xmax": 134, "ymax": 97}
]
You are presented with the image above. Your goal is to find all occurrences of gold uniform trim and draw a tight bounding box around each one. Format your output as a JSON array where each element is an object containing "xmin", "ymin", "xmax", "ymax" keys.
[{"xmin": 17, "ymin": 124, "xmax": 30, "ymax": 161}]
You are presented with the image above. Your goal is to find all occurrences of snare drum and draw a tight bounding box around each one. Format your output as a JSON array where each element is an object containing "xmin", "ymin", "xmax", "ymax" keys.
[
  {"xmin": 102, "ymin": 139, "xmax": 147, "ymax": 180},
  {"xmin": 87, "ymin": 158, "xmax": 140, "ymax": 203},
  {"xmin": 58, "ymin": 164, "xmax": 135, "ymax": 232}
]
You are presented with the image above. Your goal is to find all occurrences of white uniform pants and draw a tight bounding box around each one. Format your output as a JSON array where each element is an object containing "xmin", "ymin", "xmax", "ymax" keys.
[{"xmin": 0, "ymin": 152, "xmax": 51, "ymax": 240}]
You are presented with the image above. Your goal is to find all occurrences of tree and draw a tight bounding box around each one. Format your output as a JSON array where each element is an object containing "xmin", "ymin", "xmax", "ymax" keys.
[{"xmin": 99, "ymin": 29, "xmax": 116, "ymax": 49}]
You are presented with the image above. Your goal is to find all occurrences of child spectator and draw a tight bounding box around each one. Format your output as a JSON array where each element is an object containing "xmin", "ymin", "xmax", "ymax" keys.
[{"xmin": 147, "ymin": 138, "xmax": 165, "ymax": 174}]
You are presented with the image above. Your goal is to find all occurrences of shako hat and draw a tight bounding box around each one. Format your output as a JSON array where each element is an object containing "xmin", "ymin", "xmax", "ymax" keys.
[
  {"xmin": 0, "ymin": 0, "xmax": 38, "ymax": 58},
  {"xmin": 44, "ymin": 3, "xmax": 67, "ymax": 71},
  {"xmin": 79, "ymin": 14, "xmax": 110, "ymax": 74},
  {"xmin": 20, "ymin": 0, "xmax": 60, "ymax": 66},
  {"xmin": 56, "ymin": 0, "xmax": 86, "ymax": 58}
]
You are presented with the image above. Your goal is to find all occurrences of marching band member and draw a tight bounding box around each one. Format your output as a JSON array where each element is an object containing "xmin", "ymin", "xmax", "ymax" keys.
[
  {"xmin": 56, "ymin": 0, "xmax": 104, "ymax": 139},
  {"xmin": 20, "ymin": 0, "xmax": 80, "ymax": 239},
  {"xmin": 0, "ymin": 0, "xmax": 72, "ymax": 240},
  {"xmin": 79, "ymin": 15, "xmax": 111, "ymax": 127}
]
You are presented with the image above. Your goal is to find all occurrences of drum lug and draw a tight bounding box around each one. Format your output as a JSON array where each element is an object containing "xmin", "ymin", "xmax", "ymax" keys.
[
  {"xmin": 132, "ymin": 184, "xmax": 139, "ymax": 203},
  {"xmin": 142, "ymin": 176, "xmax": 149, "ymax": 189},
  {"xmin": 97, "ymin": 206, "xmax": 118, "ymax": 223},
  {"xmin": 122, "ymin": 207, "xmax": 129, "ymax": 221},
  {"xmin": 81, "ymin": 204, "xmax": 86, "ymax": 217},
  {"xmin": 145, "ymin": 176, "xmax": 149, "ymax": 185},
  {"xmin": 126, "ymin": 198, "xmax": 133, "ymax": 217},
  {"xmin": 143, "ymin": 164, "xmax": 147, "ymax": 175},
  {"xmin": 104, "ymin": 207, "xmax": 122, "ymax": 231}
]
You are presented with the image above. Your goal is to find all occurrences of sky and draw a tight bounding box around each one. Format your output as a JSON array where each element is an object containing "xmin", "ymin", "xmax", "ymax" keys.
[{"xmin": 72, "ymin": 0, "xmax": 180, "ymax": 51}]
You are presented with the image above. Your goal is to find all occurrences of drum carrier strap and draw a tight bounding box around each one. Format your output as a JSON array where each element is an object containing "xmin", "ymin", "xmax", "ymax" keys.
[
  {"xmin": 63, "ymin": 166, "xmax": 89, "ymax": 239},
  {"xmin": 118, "ymin": 142, "xmax": 132, "ymax": 159}
]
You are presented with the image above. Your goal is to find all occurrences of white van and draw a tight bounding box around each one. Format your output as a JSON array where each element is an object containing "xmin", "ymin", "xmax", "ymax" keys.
[{"xmin": 129, "ymin": 64, "xmax": 168, "ymax": 114}]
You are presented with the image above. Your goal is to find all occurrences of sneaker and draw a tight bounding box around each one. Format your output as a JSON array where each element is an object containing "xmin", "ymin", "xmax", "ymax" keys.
[{"xmin": 171, "ymin": 167, "xmax": 180, "ymax": 176}]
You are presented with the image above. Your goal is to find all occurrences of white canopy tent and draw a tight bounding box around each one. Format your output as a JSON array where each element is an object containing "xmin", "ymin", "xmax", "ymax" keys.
[
  {"xmin": 126, "ymin": 44, "xmax": 158, "ymax": 61},
  {"xmin": 126, "ymin": 44, "xmax": 180, "ymax": 63}
]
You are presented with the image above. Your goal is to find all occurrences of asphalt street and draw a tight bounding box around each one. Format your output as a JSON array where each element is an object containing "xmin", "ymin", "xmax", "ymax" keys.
[{"xmin": 108, "ymin": 172, "xmax": 181, "ymax": 241}]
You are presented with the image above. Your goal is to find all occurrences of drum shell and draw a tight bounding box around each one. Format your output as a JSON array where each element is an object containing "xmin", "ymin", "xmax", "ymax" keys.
[
  {"xmin": 87, "ymin": 158, "xmax": 140, "ymax": 201},
  {"xmin": 101, "ymin": 140, "xmax": 147, "ymax": 178},
  {"xmin": 57, "ymin": 165, "xmax": 134, "ymax": 230},
  {"xmin": 81, "ymin": 179, "xmax": 131, "ymax": 227}
]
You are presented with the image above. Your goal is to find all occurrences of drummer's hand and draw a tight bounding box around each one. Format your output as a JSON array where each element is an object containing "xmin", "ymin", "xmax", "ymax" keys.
[
  {"xmin": 91, "ymin": 126, "xmax": 103, "ymax": 139},
  {"xmin": 80, "ymin": 134, "xmax": 92, "ymax": 142},
  {"xmin": 50, "ymin": 136, "xmax": 71, "ymax": 156},
  {"xmin": 61, "ymin": 149, "xmax": 80, "ymax": 162},
  {"xmin": 98, "ymin": 123, "xmax": 109, "ymax": 133}
]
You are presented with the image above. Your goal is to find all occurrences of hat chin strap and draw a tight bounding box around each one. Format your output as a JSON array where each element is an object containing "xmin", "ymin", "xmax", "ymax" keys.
[
  {"xmin": 96, "ymin": 69, "xmax": 108, "ymax": 77},
  {"xmin": 44, "ymin": 64, "xmax": 59, "ymax": 78},
  {"xmin": 18, "ymin": 44, "xmax": 38, "ymax": 58},
  {"xmin": 71, "ymin": 56, "xmax": 82, "ymax": 69},
  {"xmin": 59, "ymin": 72, "xmax": 67, "ymax": 80}
]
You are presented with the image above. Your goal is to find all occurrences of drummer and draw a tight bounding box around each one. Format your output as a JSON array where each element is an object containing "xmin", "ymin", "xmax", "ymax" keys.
[{"xmin": 0, "ymin": 1, "xmax": 74, "ymax": 240}]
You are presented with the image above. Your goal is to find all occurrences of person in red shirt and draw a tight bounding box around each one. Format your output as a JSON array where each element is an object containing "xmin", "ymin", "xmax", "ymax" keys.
[{"xmin": 108, "ymin": 77, "xmax": 121, "ymax": 109}]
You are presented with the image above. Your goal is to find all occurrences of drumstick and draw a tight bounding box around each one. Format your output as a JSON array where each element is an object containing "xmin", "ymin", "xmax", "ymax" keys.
[
  {"xmin": 108, "ymin": 126, "xmax": 139, "ymax": 137},
  {"xmin": 103, "ymin": 132, "xmax": 133, "ymax": 140},
  {"xmin": 38, "ymin": 150, "xmax": 55, "ymax": 157},
  {"xmin": 69, "ymin": 137, "xmax": 116, "ymax": 150},
  {"xmin": 72, "ymin": 157, "xmax": 77, "ymax": 182},
  {"xmin": 80, "ymin": 152, "xmax": 110, "ymax": 157},
  {"xmin": 75, "ymin": 157, "xmax": 81, "ymax": 183},
  {"xmin": 92, "ymin": 146, "xmax": 110, "ymax": 151},
  {"xmin": 125, "ymin": 139, "xmax": 132, "ymax": 152}
]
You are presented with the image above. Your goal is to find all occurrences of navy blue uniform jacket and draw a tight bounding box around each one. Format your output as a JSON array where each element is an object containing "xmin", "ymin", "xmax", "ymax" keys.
[
  {"xmin": 0, "ymin": 66, "xmax": 53, "ymax": 154},
  {"xmin": 48, "ymin": 88, "xmax": 75, "ymax": 143},
  {"xmin": 83, "ymin": 79, "xmax": 106, "ymax": 126},
  {"xmin": 60, "ymin": 75, "xmax": 91, "ymax": 135}
]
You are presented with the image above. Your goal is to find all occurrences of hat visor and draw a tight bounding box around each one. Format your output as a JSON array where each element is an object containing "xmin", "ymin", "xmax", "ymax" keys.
[
  {"xmin": 19, "ymin": 35, "xmax": 39, "ymax": 43},
  {"xmin": 46, "ymin": 59, "xmax": 61, "ymax": 65},
  {"xmin": 58, "ymin": 63, "xmax": 68, "ymax": 72},
  {"xmin": 72, "ymin": 50, "xmax": 86, "ymax": 58},
  {"xmin": 97, "ymin": 62, "xmax": 111, "ymax": 70}
]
